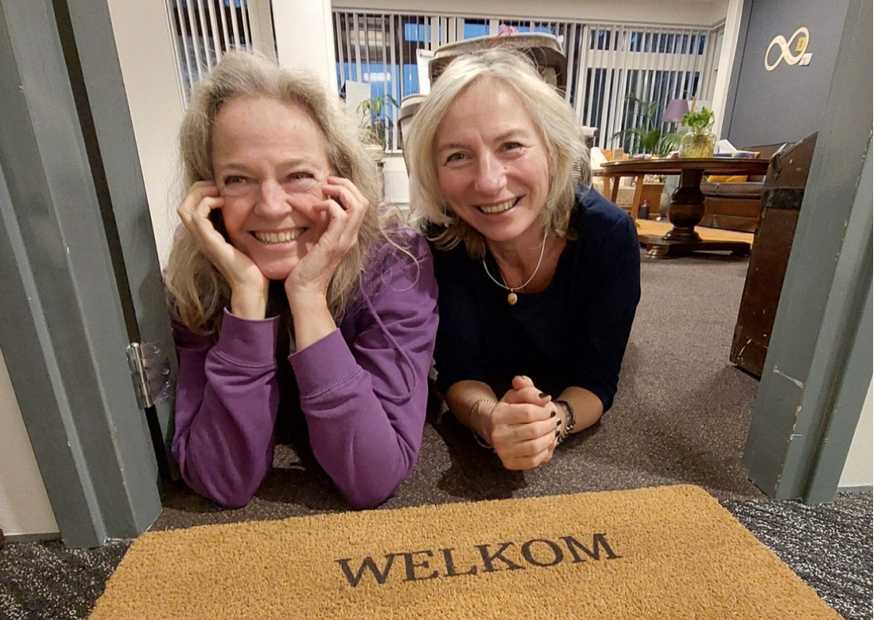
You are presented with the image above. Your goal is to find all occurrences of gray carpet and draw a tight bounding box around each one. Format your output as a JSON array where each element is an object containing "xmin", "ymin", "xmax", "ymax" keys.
[
  {"xmin": 725, "ymin": 490, "xmax": 873, "ymax": 620},
  {"xmin": 0, "ymin": 539, "xmax": 127, "ymax": 620},
  {"xmin": 1, "ymin": 254, "xmax": 871, "ymax": 619}
]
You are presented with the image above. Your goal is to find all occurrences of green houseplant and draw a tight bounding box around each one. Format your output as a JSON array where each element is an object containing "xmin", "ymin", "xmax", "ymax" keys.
[
  {"xmin": 679, "ymin": 104, "xmax": 716, "ymax": 158},
  {"xmin": 611, "ymin": 95, "xmax": 680, "ymax": 218},
  {"xmin": 357, "ymin": 95, "xmax": 398, "ymax": 152},
  {"xmin": 613, "ymin": 95, "xmax": 681, "ymax": 158}
]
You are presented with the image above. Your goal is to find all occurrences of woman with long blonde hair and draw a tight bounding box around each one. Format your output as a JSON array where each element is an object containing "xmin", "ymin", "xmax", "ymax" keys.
[{"xmin": 164, "ymin": 52, "xmax": 437, "ymax": 509}]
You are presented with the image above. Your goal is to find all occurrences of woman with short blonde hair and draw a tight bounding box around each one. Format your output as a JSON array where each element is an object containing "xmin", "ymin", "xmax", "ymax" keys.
[
  {"xmin": 406, "ymin": 49, "xmax": 590, "ymax": 258},
  {"xmin": 165, "ymin": 51, "xmax": 438, "ymax": 509},
  {"xmin": 406, "ymin": 48, "xmax": 638, "ymax": 471}
]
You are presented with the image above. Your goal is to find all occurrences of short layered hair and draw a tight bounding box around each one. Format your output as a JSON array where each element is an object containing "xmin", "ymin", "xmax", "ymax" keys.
[{"xmin": 405, "ymin": 48, "xmax": 590, "ymax": 257}]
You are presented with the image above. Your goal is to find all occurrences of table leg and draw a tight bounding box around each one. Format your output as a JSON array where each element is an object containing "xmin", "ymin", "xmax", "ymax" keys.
[
  {"xmin": 630, "ymin": 174, "xmax": 644, "ymax": 220},
  {"xmin": 610, "ymin": 175, "xmax": 620, "ymax": 203},
  {"xmin": 638, "ymin": 168, "xmax": 751, "ymax": 258}
]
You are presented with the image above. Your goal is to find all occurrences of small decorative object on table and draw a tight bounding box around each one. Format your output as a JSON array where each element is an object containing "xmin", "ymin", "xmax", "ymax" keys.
[{"xmin": 679, "ymin": 102, "xmax": 716, "ymax": 158}]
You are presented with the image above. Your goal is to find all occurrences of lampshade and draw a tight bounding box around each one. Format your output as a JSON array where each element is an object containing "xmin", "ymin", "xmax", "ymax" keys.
[{"xmin": 663, "ymin": 99, "xmax": 690, "ymax": 123}]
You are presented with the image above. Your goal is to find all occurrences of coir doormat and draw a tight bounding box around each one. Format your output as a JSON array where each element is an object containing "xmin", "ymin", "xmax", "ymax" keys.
[{"xmin": 91, "ymin": 485, "xmax": 838, "ymax": 619}]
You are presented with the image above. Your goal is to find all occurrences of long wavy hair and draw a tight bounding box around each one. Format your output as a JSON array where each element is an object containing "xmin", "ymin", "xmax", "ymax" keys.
[
  {"xmin": 405, "ymin": 48, "xmax": 590, "ymax": 258},
  {"xmin": 165, "ymin": 51, "xmax": 394, "ymax": 334}
]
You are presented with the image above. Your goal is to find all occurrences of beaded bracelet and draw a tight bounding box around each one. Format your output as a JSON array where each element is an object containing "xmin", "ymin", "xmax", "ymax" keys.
[{"xmin": 555, "ymin": 399, "xmax": 576, "ymax": 445}]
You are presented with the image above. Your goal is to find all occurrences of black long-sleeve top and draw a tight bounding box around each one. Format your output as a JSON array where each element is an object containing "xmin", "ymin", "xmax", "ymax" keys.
[{"xmin": 431, "ymin": 185, "xmax": 640, "ymax": 412}]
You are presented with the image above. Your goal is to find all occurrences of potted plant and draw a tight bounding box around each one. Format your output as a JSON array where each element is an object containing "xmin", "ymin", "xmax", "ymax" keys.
[
  {"xmin": 679, "ymin": 103, "xmax": 716, "ymax": 158},
  {"xmin": 613, "ymin": 95, "xmax": 681, "ymax": 158},
  {"xmin": 357, "ymin": 95, "xmax": 398, "ymax": 157},
  {"xmin": 611, "ymin": 95, "xmax": 680, "ymax": 217},
  {"xmin": 357, "ymin": 95, "xmax": 411, "ymax": 205}
]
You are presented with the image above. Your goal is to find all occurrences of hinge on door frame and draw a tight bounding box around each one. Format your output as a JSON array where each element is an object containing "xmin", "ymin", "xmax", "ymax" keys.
[
  {"xmin": 126, "ymin": 342, "xmax": 153, "ymax": 408},
  {"xmin": 126, "ymin": 341, "xmax": 172, "ymax": 409}
]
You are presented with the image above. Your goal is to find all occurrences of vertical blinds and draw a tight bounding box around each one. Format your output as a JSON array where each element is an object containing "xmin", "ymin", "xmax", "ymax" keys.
[
  {"xmin": 167, "ymin": 0, "xmax": 255, "ymax": 104},
  {"xmin": 165, "ymin": 4, "xmax": 723, "ymax": 154},
  {"xmin": 332, "ymin": 11, "xmax": 722, "ymax": 153}
]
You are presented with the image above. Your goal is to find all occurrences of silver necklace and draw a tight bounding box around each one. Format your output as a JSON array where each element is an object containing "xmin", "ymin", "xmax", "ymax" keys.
[{"xmin": 482, "ymin": 228, "xmax": 549, "ymax": 306}]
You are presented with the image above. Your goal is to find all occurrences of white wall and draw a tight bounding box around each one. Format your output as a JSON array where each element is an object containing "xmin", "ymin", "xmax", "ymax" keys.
[
  {"xmin": 840, "ymin": 382, "xmax": 873, "ymax": 488},
  {"xmin": 107, "ymin": 0, "xmax": 186, "ymax": 268},
  {"xmin": 711, "ymin": 0, "xmax": 742, "ymax": 136},
  {"xmin": 334, "ymin": 0, "xmax": 729, "ymax": 26},
  {"xmin": 0, "ymin": 349, "xmax": 58, "ymax": 538},
  {"xmin": 273, "ymin": 0, "xmax": 337, "ymax": 91}
]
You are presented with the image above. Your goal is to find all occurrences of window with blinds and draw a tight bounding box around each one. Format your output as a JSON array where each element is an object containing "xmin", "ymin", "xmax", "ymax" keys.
[
  {"xmin": 166, "ymin": 0, "xmax": 257, "ymax": 103},
  {"xmin": 331, "ymin": 10, "xmax": 723, "ymax": 154}
]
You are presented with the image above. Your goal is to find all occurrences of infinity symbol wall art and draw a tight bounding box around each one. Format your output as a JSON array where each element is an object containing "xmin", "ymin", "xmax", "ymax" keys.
[{"xmin": 765, "ymin": 26, "xmax": 812, "ymax": 71}]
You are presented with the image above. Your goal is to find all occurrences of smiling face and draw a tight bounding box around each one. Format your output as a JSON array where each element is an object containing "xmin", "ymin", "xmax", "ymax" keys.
[
  {"xmin": 434, "ymin": 77, "xmax": 551, "ymax": 246},
  {"xmin": 211, "ymin": 96, "xmax": 331, "ymax": 280}
]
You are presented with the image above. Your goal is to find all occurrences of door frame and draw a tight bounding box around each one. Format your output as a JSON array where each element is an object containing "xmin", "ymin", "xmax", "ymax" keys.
[
  {"xmin": 0, "ymin": 0, "xmax": 166, "ymax": 547},
  {"xmin": 742, "ymin": 0, "xmax": 872, "ymax": 502}
]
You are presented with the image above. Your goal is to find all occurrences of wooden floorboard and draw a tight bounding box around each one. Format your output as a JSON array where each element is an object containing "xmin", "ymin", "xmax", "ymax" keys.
[{"xmin": 636, "ymin": 218, "xmax": 755, "ymax": 245}]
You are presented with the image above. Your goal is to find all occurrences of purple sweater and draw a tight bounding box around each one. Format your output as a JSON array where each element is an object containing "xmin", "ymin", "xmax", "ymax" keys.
[{"xmin": 171, "ymin": 233, "xmax": 438, "ymax": 509}]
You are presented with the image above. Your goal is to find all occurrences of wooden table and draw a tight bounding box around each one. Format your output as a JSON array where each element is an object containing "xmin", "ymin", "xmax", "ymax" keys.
[{"xmin": 600, "ymin": 157, "xmax": 770, "ymax": 258}]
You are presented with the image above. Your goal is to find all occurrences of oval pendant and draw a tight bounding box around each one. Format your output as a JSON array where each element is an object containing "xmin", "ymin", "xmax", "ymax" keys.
[{"xmin": 507, "ymin": 292, "xmax": 518, "ymax": 305}]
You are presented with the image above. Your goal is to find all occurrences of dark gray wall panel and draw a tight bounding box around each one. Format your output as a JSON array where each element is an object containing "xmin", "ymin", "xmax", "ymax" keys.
[{"xmin": 726, "ymin": 0, "xmax": 849, "ymax": 146}]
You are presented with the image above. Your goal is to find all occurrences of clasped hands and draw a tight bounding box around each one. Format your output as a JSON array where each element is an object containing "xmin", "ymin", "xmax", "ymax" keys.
[{"xmin": 477, "ymin": 376, "xmax": 565, "ymax": 471}]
